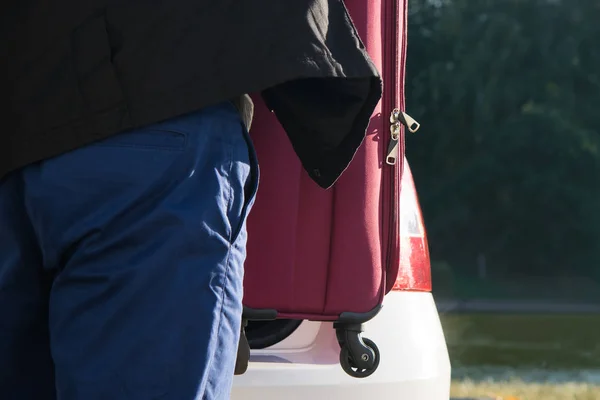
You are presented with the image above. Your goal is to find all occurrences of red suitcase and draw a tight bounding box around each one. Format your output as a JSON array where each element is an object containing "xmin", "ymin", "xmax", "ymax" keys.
[{"xmin": 244, "ymin": 0, "xmax": 419, "ymax": 378}]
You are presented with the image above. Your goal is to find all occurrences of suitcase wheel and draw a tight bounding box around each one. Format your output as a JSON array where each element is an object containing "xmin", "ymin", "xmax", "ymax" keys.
[{"xmin": 336, "ymin": 325, "xmax": 380, "ymax": 378}]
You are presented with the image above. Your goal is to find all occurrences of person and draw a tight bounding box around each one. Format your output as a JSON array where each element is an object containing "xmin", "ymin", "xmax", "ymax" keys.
[{"xmin": 1, "ymin": 1, "xmax": 382, "ymax": 399}]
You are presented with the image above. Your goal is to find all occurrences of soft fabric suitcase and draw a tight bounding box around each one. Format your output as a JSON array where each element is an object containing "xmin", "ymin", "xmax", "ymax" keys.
[{"xmin": 243, "ymin": 0, "xmax": 419, "ymax": 378}]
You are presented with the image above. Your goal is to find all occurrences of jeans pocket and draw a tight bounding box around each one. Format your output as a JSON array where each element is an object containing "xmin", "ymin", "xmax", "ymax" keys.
[
  {"xmin": 229, "ymin": 121, "xmax": 260, "ymax": 246},
  {"xmin": 95, "ymin": 127, "xmax": 188, "ymax": 151}
]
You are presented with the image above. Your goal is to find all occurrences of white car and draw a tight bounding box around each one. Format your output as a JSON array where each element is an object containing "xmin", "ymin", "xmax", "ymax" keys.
[{"xmin": 231, "ymin": 158, "xmax": 451, "ymax": 400}]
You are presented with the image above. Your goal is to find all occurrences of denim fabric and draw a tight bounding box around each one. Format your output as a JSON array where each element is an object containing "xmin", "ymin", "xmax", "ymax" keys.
[{"xmin": 0, "ymin": 102, "xmax": 258, "ymax": 400}]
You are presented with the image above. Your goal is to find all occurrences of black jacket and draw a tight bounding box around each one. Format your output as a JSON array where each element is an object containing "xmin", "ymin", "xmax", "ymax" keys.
[{"xmin": 4, "ymin": 0, "xmax": 381, "ymax": 188}]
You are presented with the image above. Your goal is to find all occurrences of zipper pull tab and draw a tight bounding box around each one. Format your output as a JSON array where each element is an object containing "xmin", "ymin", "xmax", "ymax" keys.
[
  {"xmin": 386, "ymin": 135, "xmax": 399, "ymax": 165},
  {"xmin": 390, "ymin": 109, "xmax": 420, "ymax": 133},
  {"xmin": 386, "ymin": 116, "xmax": 401, "ymax": 165}
]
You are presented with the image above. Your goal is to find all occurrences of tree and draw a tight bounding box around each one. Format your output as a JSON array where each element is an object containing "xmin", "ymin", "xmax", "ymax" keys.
[{"xmin": 406, "ymin": 0, "xmax": 600, "ymax": 278}]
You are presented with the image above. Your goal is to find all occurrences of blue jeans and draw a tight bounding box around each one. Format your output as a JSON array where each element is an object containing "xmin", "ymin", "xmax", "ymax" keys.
[{"xmin": 0, "ymin": 102, "xmax": 258, "ymax": 399}]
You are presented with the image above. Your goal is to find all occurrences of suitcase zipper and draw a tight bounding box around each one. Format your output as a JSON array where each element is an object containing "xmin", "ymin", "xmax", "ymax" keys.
[
  {"xmin": 382, "ymin": 0, "xmax": 400, "ymax": 293},
  {"xmin": 385, "ymin": 111, "xmax": 401, "ymax": 166},
  {"xmin": 386, "ymin": 109, "xmax": 420, "ymax": 165},
  {"xmin": 383, "ymin": 0, "xmax": 419, "ymax": 292}
]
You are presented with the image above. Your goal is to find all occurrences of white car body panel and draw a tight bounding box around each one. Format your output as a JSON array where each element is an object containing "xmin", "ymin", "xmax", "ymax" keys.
[{"xmin": 232, "ymin": 291, "xmax": 451, "ymax": 399}]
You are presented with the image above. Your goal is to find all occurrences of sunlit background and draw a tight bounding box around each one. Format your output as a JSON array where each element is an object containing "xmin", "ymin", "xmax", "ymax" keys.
[{"xmin": 406, "ymin": 0, "xmax": 600, "ymax": 398}]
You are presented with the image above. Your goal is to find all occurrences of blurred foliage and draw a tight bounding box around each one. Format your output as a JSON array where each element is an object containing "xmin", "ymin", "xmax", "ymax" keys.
[
  {"xmin": 442, "ymin": 313, "xmax": 600, "ymax": 369},
  {"xmin": 406, "ymin": 0, "xmax": 600, "ymax": 279}
]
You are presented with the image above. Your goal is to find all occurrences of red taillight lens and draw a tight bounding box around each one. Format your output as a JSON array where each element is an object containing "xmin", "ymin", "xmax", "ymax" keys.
[{"xmin": 392, "ymin": 159, "xmax": 432, "ymax": 292}]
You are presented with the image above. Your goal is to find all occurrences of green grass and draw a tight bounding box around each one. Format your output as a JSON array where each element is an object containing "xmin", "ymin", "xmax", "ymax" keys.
[
  {"xmin": 441, "ymin": 313, "xmax": 600, "ymax": 399},
  {"xmin": 440, "ymin": 313, "xmax": 600, "ymax": 369},
  {"xmin": 451, "ymin": 378, "xmax": 600, "ymax": 400}
]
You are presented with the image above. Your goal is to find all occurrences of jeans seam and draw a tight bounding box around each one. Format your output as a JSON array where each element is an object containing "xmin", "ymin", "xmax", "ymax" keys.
[
  {"xmin": 203, "ymin": 241, "xmax": 234, "ymax": 400},
  {"xmin": 228, "ymin": 123, "xmax": 259, "ymax": 244},
  {"xmin": 203, "ymin": 132, "xmax": 236, "ymax": 399}
]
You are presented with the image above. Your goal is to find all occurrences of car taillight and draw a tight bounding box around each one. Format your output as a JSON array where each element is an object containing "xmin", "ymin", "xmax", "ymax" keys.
[{"xmin": 392, "ymin": 159, "xmax": 432, "ymax": 292}]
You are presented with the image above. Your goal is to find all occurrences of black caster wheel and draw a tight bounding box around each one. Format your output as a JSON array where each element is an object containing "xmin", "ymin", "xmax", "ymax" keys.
[{"xmin": 339, "ymin": 337, "xmax": 380, "ymax": 378}]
